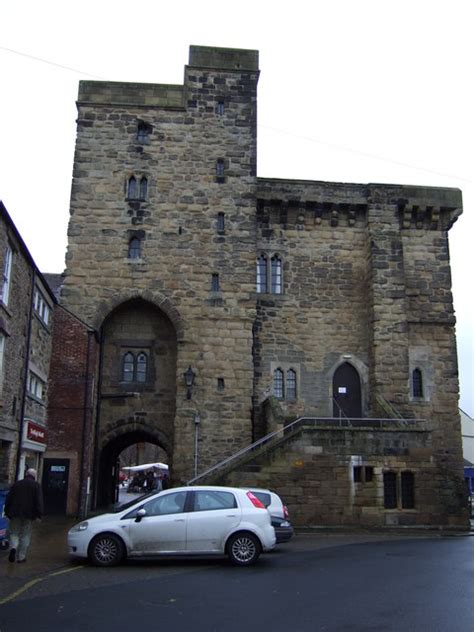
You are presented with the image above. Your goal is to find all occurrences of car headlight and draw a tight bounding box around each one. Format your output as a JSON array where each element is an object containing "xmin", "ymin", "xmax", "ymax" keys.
[
  {"xmin": 70, "ymin": 521, "xmax": 89, "ymax": 533},
  {"xmin": 279, "ymin": 521, "xmax": 290, "ymax": 527}
]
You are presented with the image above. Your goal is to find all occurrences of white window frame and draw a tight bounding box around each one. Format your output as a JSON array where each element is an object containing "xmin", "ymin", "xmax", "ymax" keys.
[
  {"xmin": 0, "ymin": 332, "xmax": 5, "ymax": 393},
  {"xmin": 34, "ymin": 289, "xmax": 50, "ymax": 325},
  {"xmin": 1, "ymin": 245, "xmax": 13, "ymax": 305},
  {"xmin": 28, "ymin": 371, "xmax": 45, "ymax": 401}
]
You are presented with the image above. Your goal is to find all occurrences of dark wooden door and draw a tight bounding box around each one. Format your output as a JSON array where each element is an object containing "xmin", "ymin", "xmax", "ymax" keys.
[
  {"xmin": 42, "ymin": 458, "xmax": 70, "ymax": 515},
  {"xmin": 332, "ymin": 362, "xmax": 362, "ymax": 418}
]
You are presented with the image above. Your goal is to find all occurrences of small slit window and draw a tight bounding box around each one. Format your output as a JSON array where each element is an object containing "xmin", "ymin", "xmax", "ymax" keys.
[
  {"xmin": 217, "ymin": 212, "xmax": 225, "ymax": 232},
  {"xmin": 412, "ymin": 368, "xmax": 423, "ymax": 398},
  {"xmin": 211, "ymin": 273, "xmax": 220, "ymax": 292},
  {"xmin": 216, "ymin": 159, "xmax": 225, "ymax": 178},
  {"xmin": 137, "ymin": 122, "xmax": 152, "ymax": 144},
  {"xmin": 128, "ymin": 238, "xmax": 141, "ymax": 259},
  {"xmin": 217, "ymin": 101, "xmax": 225, "ymax": 115}
]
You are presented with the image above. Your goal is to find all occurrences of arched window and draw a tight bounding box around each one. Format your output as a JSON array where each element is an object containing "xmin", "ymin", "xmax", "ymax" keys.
[
  {"xmin": 412, "ymin": 368, "xmax": 423, "ymax": 398},
  {"xmin": 139, "ymin": 176, "xmax": 148, "ymax": 200},
  {"xmin": 257, "ymin": 253, "xmax": 283, "ymax": 294},
  {"xmin": 122, "ymin": 351, "xmax": 149, "ymax": 383},
  {"xmin": 271, "ymin": 255, "xmax": 282, "ymax": 294},
  {"xmin": 127, "ymin": 176, "xmax": 137, "ymax": 199},
  {"xmin": 256, "ymin": 255, "xmax": 268, "ymax": 293},
  {"xmin": 128, "ymin": 237, "xmax": 141, "ymax": 259},
  {"xmin": 122, "ymin": 352, "xmax": 135, "ymax": 382},
  {"xmin": 286, "ymin": 369, "xmax": 297, "ymax": 400},
  {"xmin": 136, "ymin": 352, "xmax": 148, "ymax": 383},
  {"xmin": 273, "ymin": 368, "xmax": 284, "ymax": 399}
]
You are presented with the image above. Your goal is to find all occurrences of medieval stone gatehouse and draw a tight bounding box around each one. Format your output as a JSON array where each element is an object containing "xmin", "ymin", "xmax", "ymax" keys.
[{"xmin": 57, "ymin": 45, "xmax": 467, "ymax": 528}]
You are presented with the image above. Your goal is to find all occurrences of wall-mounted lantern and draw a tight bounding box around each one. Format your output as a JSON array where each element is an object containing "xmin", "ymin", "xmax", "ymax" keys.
[{"xmin": 184, "ymin": 366, "xmax": 196, "ymax": 400}]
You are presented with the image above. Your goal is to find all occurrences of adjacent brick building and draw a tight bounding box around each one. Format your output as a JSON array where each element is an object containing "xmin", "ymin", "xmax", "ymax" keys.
[{"xmin": 56, "ymin": 45, "xmax": 467, "ymax": 527}]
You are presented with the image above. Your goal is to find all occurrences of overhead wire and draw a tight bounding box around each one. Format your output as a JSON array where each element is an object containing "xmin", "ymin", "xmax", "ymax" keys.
[{"xmin": 1, "ymin": 45, "xmax": 470, "ymax": 184}]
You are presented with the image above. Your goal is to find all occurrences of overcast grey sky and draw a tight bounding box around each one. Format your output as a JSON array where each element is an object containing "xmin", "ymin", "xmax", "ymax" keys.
[{"xmin": 1, "ymin": 0, "xmax": 472, "ymax": 415}]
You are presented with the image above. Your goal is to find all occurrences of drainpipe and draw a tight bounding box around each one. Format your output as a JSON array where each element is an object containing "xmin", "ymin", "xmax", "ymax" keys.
[
  {"xmin": 79, "ymin": 328, "xmax": 95, "ymax": 518},
  {"xmin": 91, "ymin": 325, "xmax": 105, "ymax": 509},
  {"xmin": 15, "ymin": 269, "xmax": 36, "ymax": 481}
]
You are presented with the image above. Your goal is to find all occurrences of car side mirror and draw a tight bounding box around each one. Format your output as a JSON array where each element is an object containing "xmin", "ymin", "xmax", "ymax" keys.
[{"xmin": 135, "ymin": 508, "xmax": 147, "ymax": 523}]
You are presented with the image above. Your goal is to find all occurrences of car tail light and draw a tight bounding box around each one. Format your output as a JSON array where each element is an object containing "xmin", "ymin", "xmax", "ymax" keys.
[
  {"xmin": 246, "ymin": 491, "xmax": 266, "ymax": 509},
  {"xmin": 283, "ymin": 505, "xmax": 289, "ymax": 519}
]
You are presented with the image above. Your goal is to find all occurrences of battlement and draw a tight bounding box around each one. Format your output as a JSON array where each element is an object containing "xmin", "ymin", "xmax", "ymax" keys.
[
  {"xmin": 77, "ymin": 81, "xmax": 185, "ymax": 108},
  {"xmin": 188, "ymin": 45, "xmax": 259, "ymax": 71}
]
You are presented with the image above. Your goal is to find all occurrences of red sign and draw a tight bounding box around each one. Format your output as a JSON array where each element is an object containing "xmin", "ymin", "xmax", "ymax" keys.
[{"xmin": 26, "ymin": 421, "xmax": 46, "ymax": 444}]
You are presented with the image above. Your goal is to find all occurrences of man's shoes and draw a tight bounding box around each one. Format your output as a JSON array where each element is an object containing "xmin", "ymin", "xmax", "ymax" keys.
[
  {"xmin": 8, "ymin": 548, "xmax": 16, "ymax": 563},
  {"xmin": 17, "ymin": 559, "xmax": 26, "ymax": 563}
]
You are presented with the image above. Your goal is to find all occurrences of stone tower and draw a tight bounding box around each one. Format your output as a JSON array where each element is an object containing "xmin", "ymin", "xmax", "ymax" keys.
[
  {"xmin": 62, "ymin": 46, "xmax": 260, "ymax": 495},
  {"xmin": 60, "ymin": 45, "xmax": 466, "ymax": 527}
]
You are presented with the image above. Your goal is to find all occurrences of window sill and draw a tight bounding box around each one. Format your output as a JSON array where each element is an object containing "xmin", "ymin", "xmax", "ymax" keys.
[
  {"xmin": 26, "ymin": 393, "xmax": 46, "ymax": 407},
  {"xmin": 33, "ymin": 312, "xmax": 51, "ymax": 332},
  {"xmin": 0, "ymin": 301, "xmax": 12, "ymax": 318}
]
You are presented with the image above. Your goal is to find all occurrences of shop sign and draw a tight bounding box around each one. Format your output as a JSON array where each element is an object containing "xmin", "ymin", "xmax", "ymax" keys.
[{"xmin": 26, "ymin": 421, "xmax": 46, "ymax": 444}]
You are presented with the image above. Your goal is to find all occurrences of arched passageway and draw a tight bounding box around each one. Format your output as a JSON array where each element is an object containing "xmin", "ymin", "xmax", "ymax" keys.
[
  {"xmin": 97, "ymin": 430, "xmax": 170, "ymax": 507},
  {"xmin": 95, "ymin": 298, "xmax": 177, "ymax": 507}
]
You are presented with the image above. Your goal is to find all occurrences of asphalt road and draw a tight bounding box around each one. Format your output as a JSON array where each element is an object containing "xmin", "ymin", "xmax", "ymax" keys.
[{"xmin": 1, "ymin": 535, "xmax": 473, "ymax": 632}]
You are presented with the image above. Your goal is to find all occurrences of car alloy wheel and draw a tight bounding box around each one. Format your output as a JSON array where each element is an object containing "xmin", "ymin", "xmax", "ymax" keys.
[
  {"xmin": 89, "ymin": 534, "xmax": 124, "ymax": 567},
  {"xmin": 227, "ymin": 533, "xmax": 261, "ymax": 566}
]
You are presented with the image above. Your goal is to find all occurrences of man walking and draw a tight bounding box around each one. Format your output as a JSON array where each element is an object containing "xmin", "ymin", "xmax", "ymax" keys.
[{"xmin": 4, "ymin": 468, "xmax": 43, "ymax": 563}]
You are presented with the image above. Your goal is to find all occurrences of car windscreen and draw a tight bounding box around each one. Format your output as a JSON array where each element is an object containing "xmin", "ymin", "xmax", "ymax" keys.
[{"xmin": 112, "ymin": 492, "xmax": 157, "ymax": 513}]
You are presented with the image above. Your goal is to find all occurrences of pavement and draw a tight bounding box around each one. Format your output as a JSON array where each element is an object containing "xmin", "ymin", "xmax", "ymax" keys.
[{"xmin": 0, "ymin": 516, "xmax": 78, "ymax": 601}]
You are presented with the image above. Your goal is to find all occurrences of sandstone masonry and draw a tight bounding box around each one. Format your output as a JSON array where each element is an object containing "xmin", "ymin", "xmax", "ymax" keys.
[{"xmin": 58, "ymin": 46, "xmax": 467, "ymax": 527}]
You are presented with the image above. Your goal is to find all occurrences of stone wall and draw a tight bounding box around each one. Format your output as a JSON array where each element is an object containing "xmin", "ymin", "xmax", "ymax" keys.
[
  {"xmin": 0, "ymin": 206, "xmax": 32, "ymax": 481},
  {"xmin": 58, "ymin": 46, "xmax": 467, "ymax": 525},
  {"xmin": 0, "ymin": 203, "xmax": 55, "ymax": 483},
  {"xmin": 61, "ymin": 46, "xmax": 260, "ymax": 483}
]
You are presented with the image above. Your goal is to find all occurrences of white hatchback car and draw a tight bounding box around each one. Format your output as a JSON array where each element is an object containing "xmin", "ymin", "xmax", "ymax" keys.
[{"xmin": 68, "ymin": 486, "xmax": 276, "ymax": 567}]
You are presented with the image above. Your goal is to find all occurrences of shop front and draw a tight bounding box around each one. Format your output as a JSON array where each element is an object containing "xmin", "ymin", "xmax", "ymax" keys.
[{"xmin": 19, "ymin": 419, "xmax": 47, "ymax": 478}]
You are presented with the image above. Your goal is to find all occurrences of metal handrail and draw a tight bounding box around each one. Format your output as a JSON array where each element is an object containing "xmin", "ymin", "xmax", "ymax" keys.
[{"xmin": 187, "ymin": 414, "xmax": 424, "ymax": 485}]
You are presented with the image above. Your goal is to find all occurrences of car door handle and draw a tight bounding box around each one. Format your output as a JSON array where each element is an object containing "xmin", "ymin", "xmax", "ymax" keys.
[
  {"xmin": 174, "ymin": 518, "xmax": 185, "ymax": 522},
  {"xmin": 226, "ymin": 514, "xmax": 237, "ymax": 517}
]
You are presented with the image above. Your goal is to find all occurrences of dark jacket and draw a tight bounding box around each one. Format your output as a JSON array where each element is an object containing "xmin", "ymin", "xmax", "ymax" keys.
[{"xmin": 4, "ymin": 476, "xmax": 43, "ymax": 520}]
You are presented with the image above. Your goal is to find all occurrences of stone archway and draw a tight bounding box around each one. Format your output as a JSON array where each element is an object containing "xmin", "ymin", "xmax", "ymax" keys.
[
  {"xmin": 97, "ymin": 424, "xmax": 171, "ymax": 507},
  {"xmin": 95, "ymin": 297, "xmax": 178, "ymax": 507},
  {"xmin": 332, "ymin": 362, "xmax": 362, "ymax": 418}
]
